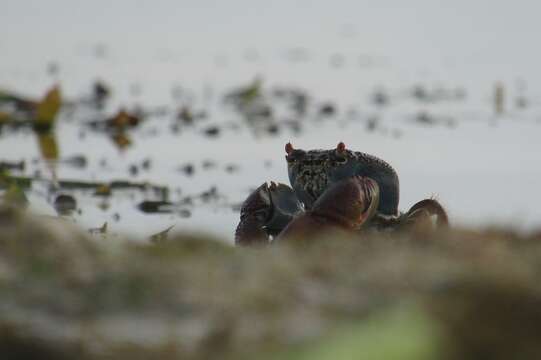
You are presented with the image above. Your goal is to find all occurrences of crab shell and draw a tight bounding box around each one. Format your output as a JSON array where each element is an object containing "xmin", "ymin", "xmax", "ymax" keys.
[{"xmin": 285, "ymin": 142, "xmax": 399, "ymax": 217}]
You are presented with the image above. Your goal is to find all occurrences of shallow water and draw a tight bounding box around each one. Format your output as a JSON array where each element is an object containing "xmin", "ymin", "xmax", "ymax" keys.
[{"xmin": 1, "ymin": 1, "xmax": 541, "ymax": 242}]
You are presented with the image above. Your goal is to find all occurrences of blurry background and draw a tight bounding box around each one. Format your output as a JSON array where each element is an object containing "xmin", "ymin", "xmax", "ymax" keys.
[{"xmin": 1, "ymin": 0, "xmax": 540, "ymax": 240}]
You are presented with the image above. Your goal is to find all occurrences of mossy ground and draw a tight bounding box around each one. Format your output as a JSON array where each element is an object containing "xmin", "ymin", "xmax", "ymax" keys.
[{"xmin": 1, "ymin": 205, "xmax": 541, "ymax": 359}]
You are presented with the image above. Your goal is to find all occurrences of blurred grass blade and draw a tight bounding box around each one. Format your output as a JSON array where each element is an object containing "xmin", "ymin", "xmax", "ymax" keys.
[
  {"xmin": 273, "ymin": 304, "xmax": 442, "ymax": 360},
  {"xmin": 35, "ymin": 85, "xmax": 61, "ymax": 127},
  {"xmin": 3, "ymin": 182, "xmax": 28, "ymax": 208}
]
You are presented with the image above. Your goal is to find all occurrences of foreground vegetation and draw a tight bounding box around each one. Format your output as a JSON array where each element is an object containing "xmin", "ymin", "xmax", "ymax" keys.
[{"xmin": 1, "ymin": 205, "xmax": 541, "ymax": 359}]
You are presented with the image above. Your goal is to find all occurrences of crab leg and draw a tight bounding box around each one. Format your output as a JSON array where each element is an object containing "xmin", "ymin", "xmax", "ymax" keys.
[{"xmin": 405, "ymin": 199, "xmax": 449, "ymax": 228}]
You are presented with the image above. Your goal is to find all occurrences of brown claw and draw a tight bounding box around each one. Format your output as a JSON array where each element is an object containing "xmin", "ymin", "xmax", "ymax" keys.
[
  {"xmin": 235, "ymin": 213, "xmax": 271, "ymax": 246},
  {"xmin": 405, "ymin": 198, "xmax": 449, "ymax": 229},
  {"xmin": 235, "ymin": 183, "xmax": 273, "ymax": 246},
  {"xmin": 276, "ymin": 176, "xmax": 380, "ymax": 242},
  {"xmin": 235, "ymin": 182, "xmax": 303, "ymax": 246}
]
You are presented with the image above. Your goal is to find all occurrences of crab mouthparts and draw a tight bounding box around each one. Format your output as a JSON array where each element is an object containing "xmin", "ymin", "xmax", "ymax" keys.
[
  {"xmin": 305, "ymin": 184, "xmax": 319, "ymax": 201},
  {"xmin": 297, "ymin": 171, "xmax": 328, "ymax": 203}
]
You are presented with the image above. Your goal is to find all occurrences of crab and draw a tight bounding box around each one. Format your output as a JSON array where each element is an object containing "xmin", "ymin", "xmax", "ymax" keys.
[{"xmin": 235, "ymin": 142, "xmax": 448, "ymax": 245}]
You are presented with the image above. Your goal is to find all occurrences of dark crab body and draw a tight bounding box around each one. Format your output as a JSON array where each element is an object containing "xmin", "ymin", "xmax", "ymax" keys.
[
  {"xmin": 235, "ymin": 142, "xmax": 447, "ymax": 245},
  {"xmin": 285, "ymin": 142, "xmax": 399, "ymax": 217}
]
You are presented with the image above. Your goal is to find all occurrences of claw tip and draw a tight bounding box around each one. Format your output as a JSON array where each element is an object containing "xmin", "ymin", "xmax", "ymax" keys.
[{"xmin": 285, "ymin": 142, "xmax": 294, "ymax": 155}]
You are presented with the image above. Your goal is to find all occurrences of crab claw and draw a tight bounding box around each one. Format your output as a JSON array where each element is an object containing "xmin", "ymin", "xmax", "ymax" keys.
[
  {"xmin": 405, "ymin": 199, "xmax": 449, "ymax": 229},
  {"xmin": 235, "ymin": 182, "xmax": 303, "ymax": 246},
  {"xmin": 312, "ymin": 176, "xmax": 379, "ymax": 229},
  {"xmin": 285, "ymin": 142, "xmax": 294, "ymax": 155},
  {"xmin": 276, "ymin": 176, "xmax": 380, "ymax": 242}
]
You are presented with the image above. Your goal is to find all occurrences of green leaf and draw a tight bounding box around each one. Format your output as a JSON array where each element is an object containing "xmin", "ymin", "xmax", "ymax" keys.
[
  {"xmin": 37, "ymin": 132, "xmax": 59, "ymax": 161},
  {"xmin": 35, "ymin": 85, "xmax": 61, "ymax": 126}
]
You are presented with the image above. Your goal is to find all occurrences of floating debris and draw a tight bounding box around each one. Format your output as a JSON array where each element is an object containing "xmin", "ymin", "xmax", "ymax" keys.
[
  {"xmin": 61, "ymin": 154, "xmax": 87, "ymax": 169},
  {"xmin": 111, "ymin": 132, "xmax": 132, "ymax": 150},
  {"xmin": 412, "ymin": 85, "xmax": 429, "ymax": 102},
  {"xmin": 224, "ymin": 164, "xmax": 240, "ymax": 174},
  {"xmin": 318, "ymin": 103, "xmax": 336, "ymax": 116},
  {"xmin": 177, "ymin": 209, "xmax": 192, "ymax": 218},
  {"xmin": 129, "ymin": 164, "xmax": 139, "ymax": 176},
  {"xmin": 93, "ymin": 80, "xmax": 110, "ymax": 108},
  {"xmin": 415, "ymin": 112, "xmax": 436, "ymax": 125},
  {"xmin": 410, "ymin": 84, "xmax": 467, "ymax": 103},
  {"xmin": 179, "ymin": 164, "xmax": 195, "ymax": 176},
  {"xmin": 494, "ymin": 82, "xmax": 505, "ymax": 115},
  {"xmin": 94, "ymin": 184, "xmax": 112, "ymax": 197},
  {"xmin": 141, "ymin": 158, "xmax": 152, "ymax": 170},
  {"xmin": 202, "ymin": 160, "xmax": 217, "ymax": 170},
  {"xmin": 177, "ymin": 106, "xmax": 194, "ymax": 125},
  {"xmin": 225, "ymin": 77, "xmax": 262, "ymax": 107},
  {"xmin": 372, "ymin": 89, "xmax": 389, "ymax": 106},
  {"xmin": 201, "ymin": 186, "xmax": 220, "ymax": 203},
  {"xmin": 0, "ymin": 160, "xmax": 25, "ymax": 172},
  {"xmin": 37, "ymin": 132, "xmax": 59, "ymax": 164},
  {"xmin": 203, "ymin": 126, "xmax": 220, "ymax": 137},
  {"xmin": 265, "ymin": 123, "xmax": 279, "ymax": 135},
  {"xmin": 88, "ymin": 221, "xmax": 107, "ymax": 235},
  {"xmin": 106, "ymin": 109, "xmax": 141, "ymax": 130},
  {"xmin": 149, "ymin": 224, "xmax": 175, "ymax": 243},
  {"xmin": 138, "ymin": 200, "xmax": 174, "ymax": 214},
  {"xmin": 53, "ymin": 194, "xmax": 77, "ymax": 215},
  {"xmin": 34, "ymin": 85, "xmax": 62, "ymax": 133},
  {"xmin": 366, "ymin": 116, "xmax": 379, "ymax": 132},
  {"xmin": 46, "ymin": 61, "xmax": 59, "ymax": 76}
]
